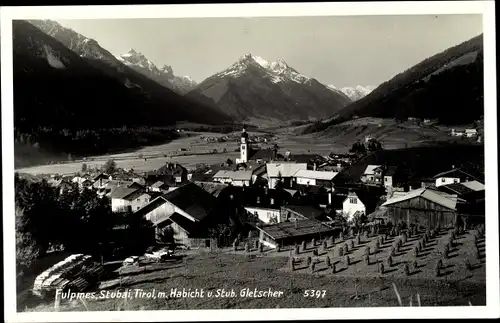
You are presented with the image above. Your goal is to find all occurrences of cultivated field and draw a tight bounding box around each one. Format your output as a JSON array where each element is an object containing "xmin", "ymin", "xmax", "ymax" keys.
[{"xmin": 22, "ymin": 229, "xmax": 485, "ymax": 311}]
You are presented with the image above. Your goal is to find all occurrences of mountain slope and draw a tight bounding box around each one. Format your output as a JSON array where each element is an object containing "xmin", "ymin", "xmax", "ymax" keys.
[
  {"xmin": 116, "ymin": 49, "xmax": 197, "ymax": 94},
  {"xmin": 305, "ymin": 34, "xmax": 484, "ymax": 134},
  {"xmin": 25, "ymin": 19, "xmax": 229, "ymax": 125},
  {"xmin": 327, "ymin": 85, "xmax": 375, "ymax": 101},
  {"xmin": 189, "ymin": 54, "xmax": 352, "ymax": 122}
]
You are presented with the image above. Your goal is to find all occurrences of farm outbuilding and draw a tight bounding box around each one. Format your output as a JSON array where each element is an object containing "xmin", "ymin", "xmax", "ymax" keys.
[
  {"xmin": 381, "ymin": 188, "xmax": 459, "ymax": 230},
  {"xmin": 256, "ymin": 219, "xmax": 340, "ymax": 249}
]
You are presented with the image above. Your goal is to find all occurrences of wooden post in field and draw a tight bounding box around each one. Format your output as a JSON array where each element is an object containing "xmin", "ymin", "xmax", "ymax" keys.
[{"xmin": 54, "ymin": 290, "xmax": 60, "ymax": 311}]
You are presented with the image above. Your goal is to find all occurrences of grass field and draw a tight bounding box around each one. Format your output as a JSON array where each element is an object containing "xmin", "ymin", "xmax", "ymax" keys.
[{"xmin": 21, "ymin": 229, "xmax": 485, "ymax": 312}]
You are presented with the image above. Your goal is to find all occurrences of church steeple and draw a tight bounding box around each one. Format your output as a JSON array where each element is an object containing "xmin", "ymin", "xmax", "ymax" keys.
[{"xmin": 240, "ymin": 126, "xmax": 249, "ymax": 163}]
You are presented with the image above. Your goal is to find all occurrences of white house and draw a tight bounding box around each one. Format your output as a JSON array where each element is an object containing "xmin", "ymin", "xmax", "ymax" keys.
[
  {"xmin": 244, "ymin": 206, "xmax": 281, "ymax": 224},
  {"xmin": 341, "ymin": 191, "xmax": 366, "ymax": 221},
  {"xmin": 361, "ymin": 165, "xmax": 383, "ymax": 185},
  {"xmin": 109, "ymin": 187, "xmax": 151, "ymax": 212},
  {"xmin": 432, "ymin": 167, "xmax": 478, "ymax": 188},
  {"xmin": 293, "ymin": 170, "xmax": 338, "ymax": 187},
  {"xmin": 465, "ymin": 129, "xmax": 478, "ymax": 138},
  {"xmin": 266, "ymin": 162, "xmax": 308, "ymax": 189},
  {"xmin": 212, "ymin": 170, "xmax": 253, "ymax": 187},
  {"xmin": 451, "ymin": 129, "xmax": 465, "ymax": 137}
]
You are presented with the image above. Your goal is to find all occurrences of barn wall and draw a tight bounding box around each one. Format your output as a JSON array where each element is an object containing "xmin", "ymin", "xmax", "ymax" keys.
[
  {"xmin": 386, "ymin": 196, "xmax": 456, "ymax": 229},
  {"xmin": 160, "ymin": 222, "xmax": 191, "ymax": 247}
]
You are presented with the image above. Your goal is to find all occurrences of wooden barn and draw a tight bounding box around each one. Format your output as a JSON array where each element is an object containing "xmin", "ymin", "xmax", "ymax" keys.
[
  {"xmin": 381, "ymin": 188, "xmax": 459, "ymax": 229},
  {"xmin": 256, "ymin": 219, "xmax": 340, "ymax": 249}
]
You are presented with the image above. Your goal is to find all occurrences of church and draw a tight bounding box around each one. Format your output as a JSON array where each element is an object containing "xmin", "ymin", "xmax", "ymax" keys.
[{"xmin": 235, "ymin": 126, "xmax": 280, "ymax": 165}]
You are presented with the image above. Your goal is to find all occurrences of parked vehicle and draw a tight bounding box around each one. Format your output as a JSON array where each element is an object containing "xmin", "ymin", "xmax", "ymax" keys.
[
  {"xmin": 144, "ymin": 246, "xmax": 174, "ymax": 262},
  {"xmin": 122, "ymin": 256, "xmax": 140, "ymax": 266}
]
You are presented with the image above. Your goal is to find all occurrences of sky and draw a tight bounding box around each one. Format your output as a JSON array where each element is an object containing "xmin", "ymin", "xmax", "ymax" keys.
[{"xmin": 57, "ymin": 15, "xmax": 482, "ymax": 88}]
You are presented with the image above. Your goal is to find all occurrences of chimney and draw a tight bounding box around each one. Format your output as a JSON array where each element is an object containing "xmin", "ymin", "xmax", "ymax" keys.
[
  {"xmin": 452, "ymin": 165, "xmax": 455, "ymax": 169},
  {"xmin": 270, "ymin": 198, "xmax": 274, "ymax": 205},
  {"xmin": 294, "ymin": 220, "xmax": 298, "ymax": 229},
  {"xmin": 328, "ymin": 192, "xmax": 332, "ymax": 205},
  {"xmin": 421, "ymin": 182, "xmax": 426, "ymax": 189}
]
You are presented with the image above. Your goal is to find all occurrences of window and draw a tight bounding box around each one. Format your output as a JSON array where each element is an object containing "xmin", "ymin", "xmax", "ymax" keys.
[
  {"xmin": 349, "ymin": 198, "xmax": 357, "ymax": 204},
  {"xmin": 384, "ymin": 177, "xmax": 388, "ymax": 182},
  {"xmin": 441, "ymin": 178, "xmax": 446, "ymax": 183},
  {"xmin": 454, "ymin": 179, "xmax": 459, "ymax": 183}
]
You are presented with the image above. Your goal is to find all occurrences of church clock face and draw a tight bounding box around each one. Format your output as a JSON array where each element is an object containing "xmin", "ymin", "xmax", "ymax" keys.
[{"xmin": 241, "ymin": 145, "xmax": 246, "ymax": 153}]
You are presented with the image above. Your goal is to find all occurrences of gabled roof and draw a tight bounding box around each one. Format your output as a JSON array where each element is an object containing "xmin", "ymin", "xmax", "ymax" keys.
[
  {"xmin": 213, "ymin": 170, "xmax": 253, "ymax": 181},
  {"xmin": 266, "ymin": 163, "xmax": 308, "ymax": 178},
  {"xmin": 160, "ymin": 212, "xmax": 198, "ymax": 234},
  {"xmin": 161, "ymin": 182, "xmax": 218, "ymax": 221},
  {"xmin": 382, "ymin": 188, "xmax": 457, "ymax": 211},
  {"xmin": 194, "ymin": 181, "xmax": 229, "ymax": 197},
  {"xmin": 151, "ymin": 181, "xmax": 167, "ymax": 189},
  {"xmin": 363, "ymin": 165, "xmax": 383, "ymax": 175},
  {"xmin": 432, "ymin": 168, "xmax": 478, "ymax": 179},
  {"xmin": 294, "ymin": 170, "xmax": 338, "ymax": 181},
  {"xmin": 249, "ymin": 148, "xmax": 276, "ymax": 161},
  {"xmin": 461, "ymin": 180, "xmax": 485, "ymax": 191},
  {"xmin": 257, "ymin": 219, "xmax": 337, "ymax": 240},
  {"xmin": 440, "ymin": 183, "xmax": 476, "ymax": 196},
  {"xmin": 282, "ymin": 205, "xmax": 325, "ymax": 220},
  {"xmin": 109, "ymin": 187, "xmax": 141, "ymax": 200}
]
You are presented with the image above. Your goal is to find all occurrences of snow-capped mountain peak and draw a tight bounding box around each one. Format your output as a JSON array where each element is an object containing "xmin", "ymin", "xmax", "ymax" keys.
[
  {"xmin": 220, "ymin": 53, "xmax": 310, "ymax": 84},
  {"xmin": 327, "ymin": 84, "xmax": 376, "ymax": 101}
]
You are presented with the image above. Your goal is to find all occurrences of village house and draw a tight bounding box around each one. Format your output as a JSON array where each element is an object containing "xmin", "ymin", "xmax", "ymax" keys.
[
  {"xmin": 256, "ymin": 219, "xmax": 340, "ymax": 249},
  {"xmin": 47, "ymin": 177, "xmax": 74, "ymax": 194},
  {"xmin": 266, "ymin": 162, "xmax": 308, "ymax": 189},
  {"xmin": 465, "ymin": 129, "xmax": 478, "ymax": 138},
  {"xmin": 327, "ymin": 189, "xmax": 381, "ymax": 222},
  {"xmin": 133, "ymin": 183, "xmax": 219, "ymax": 247},
  {"xmin": 381, "ymin": 187, "xmax": 460, "ymax": 229},
  {"xmin": 109, "ymin": 187, "xmax": 152, "ymax": 213},
  {"xmin": 71, "ymin": 176, "xmax": 93, "ymax": 190},
  {"xmin": 245, "ymin": 206, "xmax": 281, "ymax": 224},
  {"xmin": 293, "ymin": 169, "xmax": 338, "ymax": 187},
  {"xmin": 212, "ymin": 170, "xmax": 253, "ymax": 187},
  {"xmin": 148, "ymin": 181, "xmax": 169, "ymax": 193},
  {"xmin": 432, "ymin": 167, "xmax": 481, "ymax": 187},
  {"xmin": 360, "ymin": 165, "xmax": 384, "ymax": 185}
]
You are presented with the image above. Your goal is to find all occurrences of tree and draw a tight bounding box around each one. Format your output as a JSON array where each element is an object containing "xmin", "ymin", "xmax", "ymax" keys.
[
  {"xmin": 367, "ymin": 139, "xmax": 383, "ymax": 151},
  {"xmin": 16, "ymin": 206, "xmax": 40, "ymax": 274},
  {"xmin": 102, "ymin": 159, "xmax": 117, "ymax": 174},
  {"xmin": 226, "ymin": 158, "xmax": 233, "ymax": 165},
  {"xmin": 349, "ymin": 141, "xmax": 366, "ymax": 155}
]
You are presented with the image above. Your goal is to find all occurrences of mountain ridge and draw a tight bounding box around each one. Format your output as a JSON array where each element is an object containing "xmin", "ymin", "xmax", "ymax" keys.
[{"xmin": 189, "ymin": 53, "xmax": 352, "ymax": 121}]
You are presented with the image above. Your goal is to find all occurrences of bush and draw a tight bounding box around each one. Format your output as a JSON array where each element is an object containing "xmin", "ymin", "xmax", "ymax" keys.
[
  {"xmin": 329, "ymin": 236, "xmax": 335, "ymax": 246},
  {"xmin": 443, "ymin": 248, "xmax": 449, "ymax": 259},
  {"xmin": 326, "ymin": 256, "xmax": 331, "ymax": 267},
  {"xmin": 311, "ymin": 238, "xmax": 316, "ymax": 247},
  {"xmin": 349, "ymin": 240, "xmax": 354, "ymax": 249},
  {"xmin": 379, "ymin": 235, "xmax": 384, "ymax": 244},
  {"xmin": 332, "ymin": 262, "xmax": 337, "ymax": 274},
  {"xmin": 345, "ymin": 255, "xmax": 350, "ymax": 266},
  {"xmin": 254, "ymin": 240, "xmax": 259, "ymax": 249},
  {"xmin": 412, "ymin": 260, "xmax": 418, "ymax": 271},
  {"xmin": 232, "ymin": 241, "xmax": 238, "ymax": 251},
  {"xmin": 306, "ymin": 256, "xmax": 312, "ymax": 266},
  {"xmin": 312, "ymin": 249, "xmax": 318, "ymax": 256},
  {"xmin": 435, "ymin": 264, "xmax": 440, "ymax": 277},
  {"xmin": 339, "ymin": 232, "xmax": 344, "ymax": 241},
  {"xmin": 338, "ymin": 247, "xmax": 344, "ymax": 257},
  {"xmin": 355, "ymin": 235, "xmax": 361, "ymax": 245},
  {"xmin": 344, "ymin": 243, "xmax": 349, "ymax": 253},
  {"xmin": 310, "ymin": 261, "xmax": 316, "ymax": 273},
  {"xmin": 294, "ymin": 244, "xmax": 300, "ymax": 255},
  {"xmin": 379, "ymin": 262, "xmax": 385, "ymax": 274},
  {"xmin": 390, "ymin": 247, "xmax": 396, "ymax": 257},
  {"xmin": 244, "ymin": 243, "xmax": 250, "ymax": 252},
  {"xmin": 387, "ymin": 255, "xmax": 393, "ymax": 267},
  {"xmin": 258, "ymin": 243, "xmax": 264, "ymax": 253},
  {"xmin": 413, "ymin": 246, "xmax": 419, "ymax": 257},
  {"xmin": 364, "ymin": 254, "xmax": 370, "ymax": 265},
  {"xmin": 437, "ymin": 259, "xmax": 443, "ymax": 269},
  {"xmin": 323, "ymin": 240, "xmax": 328, "ymax": 250},
  {"xmin": 301, "ymin": 241, "xmax": 306, "ymax": 252},
  {"xmin": 365, "ymin": 246, "xmax": 370, "ymax": 256}
]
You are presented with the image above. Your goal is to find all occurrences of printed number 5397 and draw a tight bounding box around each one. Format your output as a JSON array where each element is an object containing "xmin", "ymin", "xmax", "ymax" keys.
[{"xmin": 303, "ymin": 290, "xmax": 326, "ymax": 298}]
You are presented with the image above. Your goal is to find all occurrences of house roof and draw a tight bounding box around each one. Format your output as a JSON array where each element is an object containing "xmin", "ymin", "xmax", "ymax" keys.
[
  {"xmin": 465, "ymin": 129, "xmax": 478, "ymax": 133},
  {"xmin": 151, "ymin": 181, "xmax": 167, "ymax": 189},
  {"xmin": 257, "ymin": 219, "xmax": 337, "ymax": 240},
  {"xmin": 161, "ymin": 182, "xmax": 217, "ymax": 221},
  {"xmin": 213, "ymin": 170, "xmax": 253, "ymax": 181},
  {"xmin": 134, "ymin": 196, "xmax": 170, "ymax": 223},
  {"xmin": 161, "ymin": 212, "xmax": 198, "ymax": 234},
  {"xmin": 385, "ymin": 166, "xmax": 399, "ymax": 177},
  {"xmin": 363, "ymin": 165, "xmax": 383, "ymax": 175},
  {"xmin": 294, "ymin": 170, "xmax": 338, "ymax": 181},
  {"xmin": 461, "ymin": 180, "xmax": 485, "ymax": 191},
  {"xmin": 287, "ymin": 154, "xmax": 325, "ymax": 164},
  {"xmin": 194, "ymin": 181, "xmax": 229, "ymax": 198},
  {"xmin": 266, "ymin": 163, "xmax": 308, "ymax": 178},
  {"xmin": 440, "ymin": 183, "xmax": 476, "ymax": 196},
  {"xmin": 432, "ymin": 168, "xmax": 478, "ymax": 179},
  {"xmin": 109, "ymin": 187, "xmax": 142, "ymax": 200},
  {"xmin": 249, "ymin": 148, "xmax": 276, "ymax": 161},
  {"xmin": 382, "ymin": 188, "xmax": 457, "ymax": 211},
  {"xmin": 282, "ymin": 205, "xmax": 325, "ymax": 220}
]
